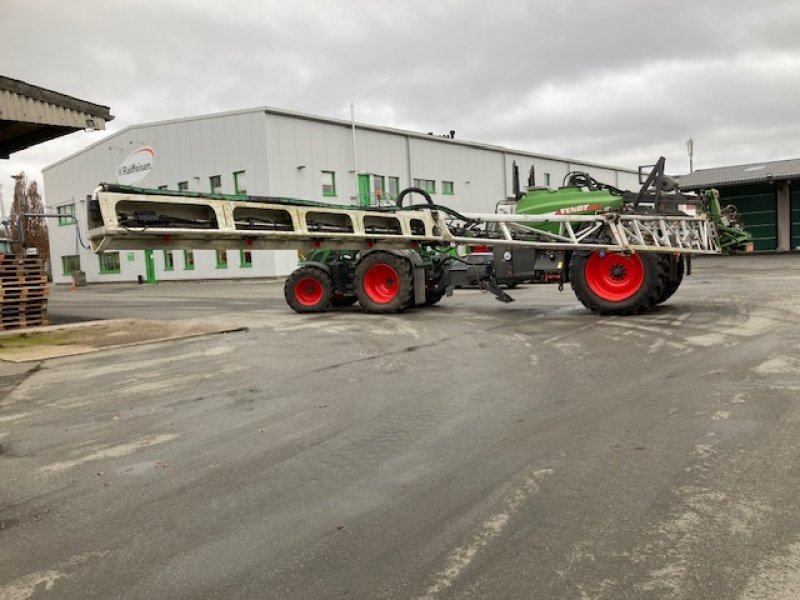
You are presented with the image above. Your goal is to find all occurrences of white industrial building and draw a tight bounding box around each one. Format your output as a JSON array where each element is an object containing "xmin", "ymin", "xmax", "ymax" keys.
[{"xmin": 43, "ymin": 106, "xmax": 640, "ymax": 284}]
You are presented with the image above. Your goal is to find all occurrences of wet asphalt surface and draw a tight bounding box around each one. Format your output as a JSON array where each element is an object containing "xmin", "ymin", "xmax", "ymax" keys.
[{"xmin": 1, "ymin": 254, "xmax": 800, "ymax": 599}]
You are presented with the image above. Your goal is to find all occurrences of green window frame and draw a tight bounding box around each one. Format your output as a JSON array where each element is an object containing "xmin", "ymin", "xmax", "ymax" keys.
[
  {"xmin": 210, "ymin": 175, "xmax": 222, "ymax": 194},
  {"xmin": 61, "ymin": 254, "xmax": 80, "ymax": 275},
  {"xmin": 98, "ymin": 252, "xmax": 121, "ymax": 274},
  {"xmin": 413, "ymin": 178, "xmax": 436, "ymax": 194},
  {"xmin": 183, "ymin": 250, "xmax": 195, "ymax": 270},
  {"xmin": 177, "ymin": 181, "xmax": 189, "ymax": 191},
  {"xmin": 387, "ymin": 177, "xmax": 400, "ymax": 200},
  {"xmin": 56, "ymin": 204, "xmax": 75, "ymax": 226},
  {"xmin": 322, "ymin": 171, "xmax": 336, "ymax": 197},
  {"xmin": 233, "ymin": 171, "xmax": 247, "ymax": 195},
  {"xmin": 158, "ymin": 185, "xmax": 168, "ymax": 191},
  {"xmin": 163, "ymin": 250, "xmax": 175, "ymax": 271},
  {"xmin": 442, "ymin": 181, "xmax": 454, "ymax": 195},
  {"xmin": 240, "ymin": 250, "xmax": 253, "ymax": 268},
  {"xmin": 215, "ymin": 249, "xmax": 228, "ymax": 269}
]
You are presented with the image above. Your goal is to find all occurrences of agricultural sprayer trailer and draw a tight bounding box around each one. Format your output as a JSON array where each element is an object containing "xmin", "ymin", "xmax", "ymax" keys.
[{"xmin": 87, "ymin": 157, "xmax": 751, "ymax": 316}]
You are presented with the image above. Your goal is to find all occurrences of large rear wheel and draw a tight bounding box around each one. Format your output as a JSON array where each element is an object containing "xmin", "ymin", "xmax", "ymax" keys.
[
  {"xmin": 570, "ymin": 251, "xmax": 665, "ymax": 315},
  {"xmin": 354, "ymin": 252, "xmax": 414, "ymax": 313},
  {"xmin": 284, "ymin": 266, "xmax": 333, "ymax": 313},
  {"xmin": 656, "ymin": 255, "xmax": 684, "ymax": 305}
]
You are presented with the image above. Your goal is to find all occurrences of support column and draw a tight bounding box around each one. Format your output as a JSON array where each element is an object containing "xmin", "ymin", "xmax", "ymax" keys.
[{"xmin": 777, "ymin": 181, "xmax": 791, "ymax": 252}]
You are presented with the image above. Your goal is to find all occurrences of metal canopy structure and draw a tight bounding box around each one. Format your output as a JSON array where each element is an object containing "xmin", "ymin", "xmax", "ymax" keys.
[
  {"xmin": 0, "ymin": 76, "xmax": 114, "ymax": 159},
  {"xmin": 677, "ymin": 157, "xmax": 800, "ymax": 190}
]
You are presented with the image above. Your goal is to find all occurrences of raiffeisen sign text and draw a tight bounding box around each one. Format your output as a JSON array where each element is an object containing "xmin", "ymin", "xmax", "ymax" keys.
[{"xmin": 116, "ymin": 146, "xmax": 155, "ymax": 185}]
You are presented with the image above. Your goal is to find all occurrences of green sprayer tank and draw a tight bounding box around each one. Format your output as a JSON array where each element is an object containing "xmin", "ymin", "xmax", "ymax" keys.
[{"xmin": 514, "ymin": 186, "xmax": 624, "ymax": 234}]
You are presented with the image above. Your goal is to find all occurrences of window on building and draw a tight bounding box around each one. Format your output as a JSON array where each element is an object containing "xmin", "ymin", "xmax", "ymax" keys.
[
  {"xmin": 215, "ymin": 249, "xmax": 228, "ymax": 268},
  {"xmin": 56, "ymin": 204, "xmax": 75, "ymax": 225},
  {"xmin": 544, "ymin": 173, "xmax": 551, "ymax": 186},
  {"xmin": 442, "ymin": 181, "xmax": 454, "ymax": 195},
  {"xmin": 388, "ymin": 176, "xmax": 400, "ymax": 200},
  {"xmin": 233, "ymin": 171, "xmax": 247, "ymax": 194},
  {"xmin": 98, "ymin": 252, "xmax": 121, "ymax": 274},
  {"xmin": 413, "ymin": 179, "xmax": 436, "ymax": 194},
  {"xmin": 210, "ymin": 175, "xmax": 222, "ymax": 194},
  {"xmin": 177, "ymin": 181, "xmax": 189, "ymax": 191},
  {"xmin": 240, "ymin": 250, "xmax": 253, "ymax": 268},
  {"xmin": 322, "ymin": 171, "xmax": 336, "ymax": 197},
  {"xmin": 164, "ymin": 250, "xmax": 174, "ymax": 271},
  {"xmin": 158, "ymin": 185, "xmax": 168, "ymax": 191},
  {"xmin": 184, "ymin": 250, "xmax": 195, "ymax": 270},
  {"xmin": 372, "ymin": 175, "xmax": 385, "ymax": 201},
  {"xmin": 62, "ymin": 255, "xmax": 80, "ymax": 275}
]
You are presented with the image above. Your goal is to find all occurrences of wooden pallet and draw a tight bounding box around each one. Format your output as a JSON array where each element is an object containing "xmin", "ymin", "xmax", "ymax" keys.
[
  {"xmin": 0, "ymin": 258, "xmax": 44, "ymax": 268},
  {"xmin": 1, "ymin": 305, "xmax": 47, "ymax": 316},
  {"xmin": 0, "ymin": 317, "xmax": 48, "ymax": 330},
  {"xmin": 0, "ymin": 291, "xmax": 48, "ymax": 301},
  {"xmin": 0, "ymin": 256, "xmax": 49, "ymax": 331}
]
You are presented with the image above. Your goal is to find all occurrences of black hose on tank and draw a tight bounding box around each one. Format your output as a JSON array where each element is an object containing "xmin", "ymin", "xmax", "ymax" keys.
[
  {"xmin": 396, "ymin": 187, "xmax": 435, "ymax": 209},
  {"xmin": 563, "ymin": 171, "xmax": 600, "ymax": 189}
]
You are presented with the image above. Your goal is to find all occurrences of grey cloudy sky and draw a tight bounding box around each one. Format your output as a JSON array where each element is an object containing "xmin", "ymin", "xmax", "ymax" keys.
[{"xmin": 2, "ymin": 0, "xmax": 800, "ymax": 204}]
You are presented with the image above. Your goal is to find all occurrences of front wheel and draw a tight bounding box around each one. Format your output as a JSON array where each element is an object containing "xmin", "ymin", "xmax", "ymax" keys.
[
  {"xmin": 284, "ymin": 266, "xmax": 333, "ymax": 313},
  {"xmin": 354, "ymin": 252, "xmax": 414, "ymax": 313},
  {"xmin": 570, "ymin": 251, "xmax": 665, "ymax": 315}
]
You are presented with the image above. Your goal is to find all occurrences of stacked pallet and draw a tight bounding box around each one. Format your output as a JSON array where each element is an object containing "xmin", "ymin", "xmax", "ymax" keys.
[{"xmin": 0, "ymin": 256, "xmax": 48, "ymax": 330}]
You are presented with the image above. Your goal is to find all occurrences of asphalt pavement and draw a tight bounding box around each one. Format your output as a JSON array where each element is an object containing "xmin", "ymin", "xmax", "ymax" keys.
[{"xmin": 1, "ymin": 255, "xmax": 800, "ymax": 599}]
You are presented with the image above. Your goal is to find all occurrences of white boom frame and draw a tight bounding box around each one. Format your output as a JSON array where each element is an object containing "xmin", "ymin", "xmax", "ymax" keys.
[{"xmin": 88, "ymin": 190, "xmax": 721, "ymax": 255}]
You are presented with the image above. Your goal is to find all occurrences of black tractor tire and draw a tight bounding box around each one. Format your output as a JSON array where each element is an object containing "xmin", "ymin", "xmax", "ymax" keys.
[
  {"xmin": 354, "ymin": 251, "xmax": 415, "ymax": 313},
  {"xmin": 656, "ymin": 255, "xmax": 685, "ymax": 305},
  {"xmin": 570, "ymin": 251, "xmax": 666, "ymax": 316},
  {"xmin": 331, "ymin": 294, "xmax": 358, "ymax": 307},
  {"xmin": 284, "ymin": 266, "xmax": 334, "ymax": 313}
]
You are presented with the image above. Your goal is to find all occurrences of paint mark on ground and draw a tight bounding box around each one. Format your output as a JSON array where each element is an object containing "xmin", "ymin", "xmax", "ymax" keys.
[
  {"xmin": 0, "ymin": 412, "xmax": 30, "ymax": 424},
  {"xmin": 203, "ymin": 345, "xmax": 235, "ymax": 357},
  {"xmin": 635, "ymin": 486, "xmax": 772, "ymax": 596},
  {"xmin": 38, "ymin": 433, "xmax": 178, "ymax": 474},
  {"xmin": 685, "ymin": 333, "xmax": 728, "ymax": 347},
  {"xmin": 695, "ymin": 444, "xmax": 714, "ymax": 457},
  {"xmin": 740, "ymin": 540, "xmax": 800, "ymax": 599},
  {"xmin": 755, "ymin": 356, "xmax": 800, "ymax": 376},
  {"xmin": 418, "ymin": 468, "xmax": 554, "ymax": 599},
  {"xmin": 0, "ymin": 551, "xmax": 107, "ymax": 600}
]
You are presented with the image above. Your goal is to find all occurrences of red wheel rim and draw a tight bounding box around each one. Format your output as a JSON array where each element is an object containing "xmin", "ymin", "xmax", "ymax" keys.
[
  {"xmin": 585, "ymin": 252, "xmax": 644, "ymax": 301},
  {"xmin": 363, "ymin": 263, "xmax": 399, "ymax": 303},
  {"xmin": 294, "ymin": 277, "xmax": 324, "ymax": 306}
]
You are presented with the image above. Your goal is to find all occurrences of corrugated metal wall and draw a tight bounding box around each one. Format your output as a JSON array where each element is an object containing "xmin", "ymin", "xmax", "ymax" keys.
[
  {"xmin": 720, "ymin": 184, "xmax": 777, "ymax": 252},
  {"xmin": 791, "ymin": 183, "xmax": 800, "ymax": 251}
]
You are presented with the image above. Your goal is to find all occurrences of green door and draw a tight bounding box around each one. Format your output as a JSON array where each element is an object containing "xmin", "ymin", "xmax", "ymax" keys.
[
  {"xmin": 144, "ymin": 249, "xmax": 157, "ymax": 284},
  {"xmin": 791, "ymin": 182, "xmax": 800, "ymax": 251},
  {"xmin": 358, "ymin": 174, "xmax": 371, "ymax": 207},
  {"xmin": 719, "ymin": 184, "xmax": 777, "ymax": 252}
]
